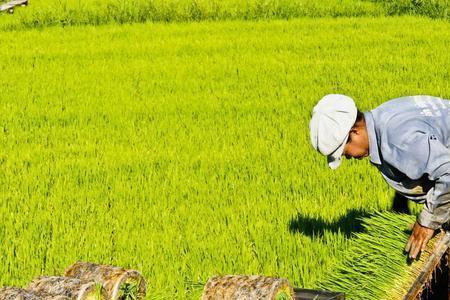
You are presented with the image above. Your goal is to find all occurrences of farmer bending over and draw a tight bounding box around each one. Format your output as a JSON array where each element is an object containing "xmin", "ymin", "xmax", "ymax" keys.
[{"xmin": 309, "ymin": 94, "xmax": 450, "ymax": 259}]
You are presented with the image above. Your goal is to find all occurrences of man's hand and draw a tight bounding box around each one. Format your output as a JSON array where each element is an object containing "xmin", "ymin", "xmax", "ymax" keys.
[{"xmin": 404, "ymin": 222, "xmax": 435, "ymax": 259}]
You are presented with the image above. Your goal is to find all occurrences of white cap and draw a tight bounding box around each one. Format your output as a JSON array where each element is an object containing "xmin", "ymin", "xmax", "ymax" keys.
[{"xmin": 309, "ymin": 94, "xmax": 357, "ymax": 169}]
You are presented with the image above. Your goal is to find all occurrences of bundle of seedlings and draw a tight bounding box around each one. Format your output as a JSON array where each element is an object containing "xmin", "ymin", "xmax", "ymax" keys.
[
  {"xmin": 0, "ymin": 287, "xmax": 70, "ymax": 300},
  {"xmin": 27, "ymin": 276, "xmax": 107, "ymax": 300},
  {"xmin": 0, "ymin": 287, "xmax": 42, "ymax": 300},
  {"xmin": 64, "ymin": 262, "xmax": 146, "ymax": 300},
  {"xmin": 318, "ymin": 211, "xmax": 448, "ymax": 299},
  {"xmin": 201, "ymin": 275, "xmax": 294, "ymax": 300}
]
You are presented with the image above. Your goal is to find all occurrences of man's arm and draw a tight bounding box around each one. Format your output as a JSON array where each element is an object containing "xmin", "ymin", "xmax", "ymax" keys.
[
  {"xmin": 405, "ymin": 179, "xmax": 450, "ymax": 259},
  {"xmin": 384, "ymin": 125, "xmax": 450, "ymax": 258},
  {"xmin": 405, "ymin": 147, "xmax": 450, "ymax": 258},
  {"xmin": 417, "ymin": 173, "xmax": 450, "ymax": 230},
  {"xmin": 418, "ymin": 135, "xmax": 450, "ymax": 229}
]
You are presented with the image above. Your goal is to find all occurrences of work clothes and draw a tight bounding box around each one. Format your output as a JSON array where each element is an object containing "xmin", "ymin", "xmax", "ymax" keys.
[{"xmin": 365, "ymin": 95, "xmax": 450, "ymax": 229}]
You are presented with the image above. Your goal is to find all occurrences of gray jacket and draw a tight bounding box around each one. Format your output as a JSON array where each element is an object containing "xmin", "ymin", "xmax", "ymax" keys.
[{"xmin": 365, "ymin": 95, "xmax": 450, "ymax": 229}]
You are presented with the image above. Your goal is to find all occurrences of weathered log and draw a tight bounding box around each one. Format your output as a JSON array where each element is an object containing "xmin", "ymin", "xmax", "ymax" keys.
[
  {"xmin": 27, "ymin": 276, "xmax": 107, "ymax": 300},
  {"xmin": 202, "ymin": 275, "xmax": 294, "ymax": 300},
  {"xmin": 64, "ymin": 262, "xmax": 146, "ymax": 300}
]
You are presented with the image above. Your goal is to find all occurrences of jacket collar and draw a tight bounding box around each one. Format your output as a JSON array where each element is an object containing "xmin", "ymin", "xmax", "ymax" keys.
[{"xmin": 364, "ymin": 111, "xmax": 381, "ymax": 165}]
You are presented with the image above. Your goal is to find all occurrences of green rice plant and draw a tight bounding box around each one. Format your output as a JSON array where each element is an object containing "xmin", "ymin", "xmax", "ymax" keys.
[
  {"xmin": 184, "ymin": 280, "xmax": 204, "ymax": 300},
  {"xmin": 372, "ymin": 0, "xmax": 450, "ymax": 19},
  {"xmin": 0, "ymin": 16, "xmax": 449, "ymax": 299},
  {"xmin": 118, "ymin": 282, "xmax": 138, "ymax": 300},
  {"xmin": 318, "ymin": 212, "xmax": 444, "ymax": 299},
  {"xmin": 275, "ymin": 289, "xmax": 293, "ymax": 300},
  {"xmin": 2, "ymin": 0, "xmax": 450, "ymax": 30},
  {"xmin": 0, "ymin": 0, "xmax": 387, "ymax": 30},
  {"xmin": 95, "ymin": 282, "xmax": 104, "ymax": 300}
]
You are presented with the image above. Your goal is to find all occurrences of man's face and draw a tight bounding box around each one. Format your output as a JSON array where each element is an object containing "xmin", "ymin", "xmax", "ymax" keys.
[{"xmin": 343, "ymin": 126, "xmax": 369, "ymax": 160}]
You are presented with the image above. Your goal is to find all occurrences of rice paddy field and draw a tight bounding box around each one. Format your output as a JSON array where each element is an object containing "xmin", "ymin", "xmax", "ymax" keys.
[{"xmin": 1, "ymin": 0, "xmax": 450, "ymax": 299}]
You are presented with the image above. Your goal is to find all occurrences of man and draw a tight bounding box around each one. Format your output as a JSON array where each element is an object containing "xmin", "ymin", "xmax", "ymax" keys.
[{"xmin": 309, "ymin": 94, "xmax": 450, "ymax": 259}]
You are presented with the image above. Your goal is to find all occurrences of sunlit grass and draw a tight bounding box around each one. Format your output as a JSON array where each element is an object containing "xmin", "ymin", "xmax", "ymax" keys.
[{"xmin": 0, "ymin": 16, "xmax": 448, "ymax": 299}]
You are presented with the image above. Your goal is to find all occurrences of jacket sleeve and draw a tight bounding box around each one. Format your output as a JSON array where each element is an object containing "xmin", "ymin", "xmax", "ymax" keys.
[
  {"xmin": 418, "ymin": 137, "xmax": 450, "ymax": 229},
  {"xmin": 384, "ymin": 123, "xmax": 450, "ymax": 229}
]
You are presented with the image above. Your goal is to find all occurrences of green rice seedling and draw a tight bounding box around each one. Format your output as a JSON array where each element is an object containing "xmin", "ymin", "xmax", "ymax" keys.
[
  {"xmin": 373, "ymin": 0, "xmax": 450, "ymax": 19},
  {"xmin": 0, "ymin": 16, "xmax": 449, "ymax": 299},
  {"xmin": 185, "ymin": 279, "xmax": 205, "ymax": 300},
  {"xmin": 275, "ymin": 289, "xmax": 293, "ymax": 300},
  {"xmin": 0, "ymin": 0, "xmax": 387, "ymax": 30},
  {"xmin": 95, "ymin": 282, "xmax": 104, "ymax": 300},
  {"xmin": 2, "ymin": 0, "xmax": 450, "ymax": 31},
  {"xmin": 317, "ymin": 212, "xmax": 445, "ymax": 299},
  {"xmin": 118, "ymin": 282, "xmax": 138, "ymax": 300}
]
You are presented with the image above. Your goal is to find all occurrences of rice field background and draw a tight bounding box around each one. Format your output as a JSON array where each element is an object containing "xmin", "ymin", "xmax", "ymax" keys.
[
  {"xmin": 1, "ymin": 0, "xmax": 450, "ymax": 29},
  {"xmin": 1, "ymin": 1, "xmax": 450, "ymax": 299}
]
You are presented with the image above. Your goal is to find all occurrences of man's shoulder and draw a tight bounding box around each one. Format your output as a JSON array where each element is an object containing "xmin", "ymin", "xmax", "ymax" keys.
[
  {"xmin": 372, "ymin": 95, "xmax": 450, "ymax": 180},
  {"xmin": 376, "ymin": 118, "xmax": 432, "ymax": 179},
  {"xmin": 371, "ymin": 95, "xmax": 449, "ymax": 120},
  {"xmin": 380, "ymin": 117, "xmax": 432, "ymax": 150},
  {"xmin": 371, "ymin": 95, "xmax": 442, "ymax": 143}
]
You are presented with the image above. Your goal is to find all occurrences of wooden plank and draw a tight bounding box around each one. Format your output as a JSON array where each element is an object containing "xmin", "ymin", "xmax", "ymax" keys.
[{"xmin": 0, "ymin": 0, "xmax": 27, "ymax": 13}]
